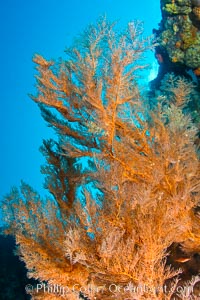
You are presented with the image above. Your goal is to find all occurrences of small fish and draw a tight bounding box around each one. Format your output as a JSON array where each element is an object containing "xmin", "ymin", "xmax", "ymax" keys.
[{"xmin": 175, "ymin": 257, "xmax": 191, "ymax": 263}]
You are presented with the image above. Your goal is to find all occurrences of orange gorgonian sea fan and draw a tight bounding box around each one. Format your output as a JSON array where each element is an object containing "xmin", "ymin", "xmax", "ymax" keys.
[{"xmin": 1, "ymin": 18, "xmax": 200, "ymax": 300}]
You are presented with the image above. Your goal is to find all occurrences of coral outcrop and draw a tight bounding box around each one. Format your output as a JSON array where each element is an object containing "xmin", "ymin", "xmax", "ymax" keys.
[{"xmin": 155, "ymin": 0, "xmax": 200, "ymax": 73}]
